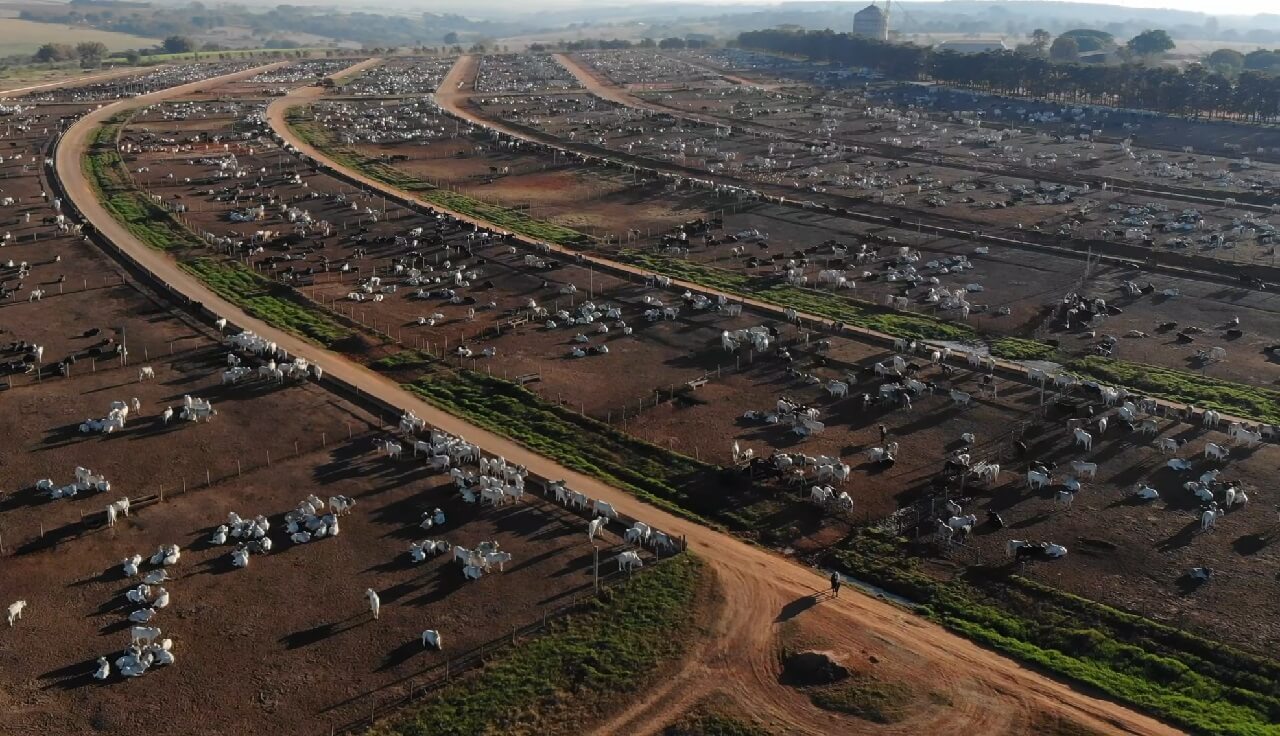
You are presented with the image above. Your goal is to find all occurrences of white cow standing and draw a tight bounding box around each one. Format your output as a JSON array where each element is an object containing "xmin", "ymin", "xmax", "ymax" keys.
[{"xmin": 365, "ymin": 588, "xmax": 380, "ymax": 620}]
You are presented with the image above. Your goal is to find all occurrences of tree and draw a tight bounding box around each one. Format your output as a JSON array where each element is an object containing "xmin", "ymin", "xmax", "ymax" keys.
[
  {"xmin": 1243, "ymin": 49, "xmax": 1280, "ymax": 72},
  {"xmin": 1058, "ymin": 29, "xmax": 1113, "ymax": 53},
  {"xmin": 161, "ymin": 36, "xmax": 194, "ymax": 54},
  {"xmin": 1031, "ymin": 28, "xmax": 1051, "ymax": 55},
  {"xmin": 75, "ymin": 41, "xmax": 108, "ymax": 66},
  {"xmin": 1127, "ymin": 29, "xmax": 1175, "ymax": 58},
  {"xmin": 442, "ymin": 31, "xmax": 458, "ymax": 45},
  {"xmin": 1049, "ymin": 36, "xmax": 1079, "ymax": 62},
  {"xmin": 1206, "ymin": 48, "xmax": 1245, "ymax": 73},
  {"xmin": 124, "ymin": 50, "xmax": 141, "ymax": 64},
  {"xmin": 658, "ymin": 37, "xmax": 687, "ymax": 49},
  {"xmin": 33, "ymin": 43, "xmax": 75, "ymax": 63}
]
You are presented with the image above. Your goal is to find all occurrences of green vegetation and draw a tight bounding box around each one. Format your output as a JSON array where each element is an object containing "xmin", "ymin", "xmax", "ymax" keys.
[
  {"xmin": 989, "ymin": 337, "xmax": 1058, "ymax": 361},
  {"xmin": 424, "ymin": 189, "xmax": 593, "ymax": 246},
  {"xmin": 826, "ymin": 529, "xmax": 1280, "ymax": 736},
  {"xmin": 286, "ymin": 108, "xmax": 595, "ymax": 247},
  {"xmin": 180, "ymin": 259, "xmax": 350, "ymax": 346},
  {"xmin": 368, "ymin": 555, "xmax": 703, "ymax": 736},
  {"xmin": 404, "ymin": 369, "xmax": 753, "ymax": 528},
  {"xmin": 86, "ymin": 118, "xmax": 354, "ymax": 348},
  {"xmin": 664, "ymin": 712, "xmax": 774, "ymax": 736},
  {"xmin": 1069, "ymin": 356, "xmax": 1280, "ymax": 424},
  {"xmin": 84, "ymin": 117, "xmax": 203, "ymax": 252},
  {"xmin": 808, "ymin": 679, "xmax": 914, "ymax": 724},
  {"xmin": 619, "ymin": 250, "xmax": 975, "ymax": 341},
  {"xmin": 371, "ymin": 350, "xmax": 434, "ymax": 371}
]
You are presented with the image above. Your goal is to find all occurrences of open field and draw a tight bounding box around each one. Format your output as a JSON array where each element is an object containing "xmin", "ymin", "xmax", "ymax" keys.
[{"xmin": 0, "ymin": 18, "xmax": 156, "ymax": 56}]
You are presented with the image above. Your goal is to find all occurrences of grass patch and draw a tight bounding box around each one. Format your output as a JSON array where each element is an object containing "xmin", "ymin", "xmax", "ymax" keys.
[
  {"xmin": 619, "ymin": 249, "xmax": 975, "ymax": 342},
  {"xmin": 84, "ymin": 116, "xmax": 203, "ymax": 252},
  {"xmin": 180, "ymin": 258, "xmax": 351, "ymax": 346},
  {"xmin": 808, "ymin": 678, "xmax": 915, "ymax": 724},
  {"xmin": 367, "ymin": 555, "xmax": 703, "ymax": 736},
  {"xmin": 989, "ymin": 336, "xmax": 1058, "ymax": 361},
  {"xmin": 664, "ymin": 712, "xmax": 774, "ymax": 736},
  {"xmin": 403, "ymin": 369, "xmax": 772, "ymax": 529},
  {"xmin": 1069, "ymin": 356, "xmax": 1280, "ymax": 424},
  {"xmin": 371, "ymin": 349, "xmax": 434, "ymax": 371},
  {"xmin": 824, "ymin": 529, "xmax": 1280, "ymax": 736},
  {"xmin": 286, "ymin": 107, "xmax": 595, "ymax": 247}
]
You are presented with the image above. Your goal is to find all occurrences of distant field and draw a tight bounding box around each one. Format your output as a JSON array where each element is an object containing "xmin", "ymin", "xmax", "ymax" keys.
[
  {"xmin": 130, "ymin": 46, "xmax": 338, "ymax": 62},
  {"xmin": 0, "ymin": 19, "xmax": 156, "ymax": 56}
]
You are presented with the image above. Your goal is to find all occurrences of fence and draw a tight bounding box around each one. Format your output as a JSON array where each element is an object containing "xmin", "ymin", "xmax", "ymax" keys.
[
  {"xmin": 0, "ymin": 405, "xmax": 380, "ymax": 557},
  {"xmin": 326, "ymin": 548, "xmax": 676, "ymax": 735}
]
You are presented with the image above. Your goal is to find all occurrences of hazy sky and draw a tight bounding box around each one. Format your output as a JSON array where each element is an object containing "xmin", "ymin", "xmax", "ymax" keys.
[{"xmin": 672, "ymin": 0, "xmax": 1277, "ymax": 16}]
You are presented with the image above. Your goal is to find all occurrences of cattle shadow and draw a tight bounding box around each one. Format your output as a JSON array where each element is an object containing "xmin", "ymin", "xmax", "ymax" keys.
[
  {"xmin": 403, "ymin": 564, "xmax": 467, "ymax": 607},
  {"xmin": 39, "ymin": 657, "xmax": 110, "ymax": 691},
  {"xmin": 1157, "ymin": 518, "xmax": 1204, "ymax": 552},
  {"xmin": 775, "ymin": 593, "xmax": 821, "ymax": 622},
  {"xmin": 1175, "ymin": 573, "xmax": 1210, "ymax": 596},
  {"xmin": 1232, "ymin": 531, "xmax": 1272, "ymax": 556},
  {"xmin": 279, "ymin": 613, "xmax": 366, "ymax": 650}
]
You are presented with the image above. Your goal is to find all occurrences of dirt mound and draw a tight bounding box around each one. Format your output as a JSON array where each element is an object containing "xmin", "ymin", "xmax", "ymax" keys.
[{"xmin": 781, "ymin": 650, "xmax": 851, "ymax": 687}]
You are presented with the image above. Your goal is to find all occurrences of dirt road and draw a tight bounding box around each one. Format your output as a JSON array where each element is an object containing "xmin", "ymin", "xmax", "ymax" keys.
[{"xmin": 57, "ymin": 61, "xmax": 1181, "ymax": 735}]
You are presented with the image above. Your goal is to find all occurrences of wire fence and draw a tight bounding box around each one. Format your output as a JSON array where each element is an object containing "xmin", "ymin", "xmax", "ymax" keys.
[
  {"xmin": 326, "ymin": 535, "xmax": 683, "ymax": 736},
  {"xmin": 0, "ymin": 411, "xmax": 380, "ymax": 558}
]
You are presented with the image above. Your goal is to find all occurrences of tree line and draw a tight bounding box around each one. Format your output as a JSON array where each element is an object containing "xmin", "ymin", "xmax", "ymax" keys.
[{"xmin": 737, "ymin": 29, "xmax": 1280, "ymax": 122}]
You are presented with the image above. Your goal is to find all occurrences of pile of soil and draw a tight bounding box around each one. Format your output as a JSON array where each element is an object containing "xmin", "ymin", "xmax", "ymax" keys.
[{"xmin": 780, "ymin": 650, "xmax": 851, "ymax": 686}]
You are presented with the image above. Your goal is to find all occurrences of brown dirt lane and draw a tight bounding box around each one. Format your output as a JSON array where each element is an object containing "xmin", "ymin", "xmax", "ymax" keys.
[{"xmin": 58, "ymin": 60, "xmax": 1182, "ymax": 736}]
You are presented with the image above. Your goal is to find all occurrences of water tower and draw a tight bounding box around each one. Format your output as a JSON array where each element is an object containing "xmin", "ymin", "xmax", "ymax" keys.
[{"xmin": 853, "ymin": 1, "xmax": 889, "ymax": 41}]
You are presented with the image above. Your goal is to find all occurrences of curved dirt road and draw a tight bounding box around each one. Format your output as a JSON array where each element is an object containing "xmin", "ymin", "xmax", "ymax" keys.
[{"xmin": 58, "ymin": 61, "xmax": 1181, "ymax": 735}]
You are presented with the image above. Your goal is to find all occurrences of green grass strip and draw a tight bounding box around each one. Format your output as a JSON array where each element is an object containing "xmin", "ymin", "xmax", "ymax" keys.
[
  {"xmin": 286, "ymin": 107, "xmax": 594, "ymax": 246},
  {"xmin": 403, "ymin": 370, "xmax": 752, "ymax": 529},
  {"xmin": 84, "ymin": 116, "xmax": 202, "ymax": 252},
  {"xmin": 367, "ymin": 555, "xmax": 703, "ymax": 736},
  {"xmin": 619, "ymin": 249, "xmax": 975, "ymax": 341},
  {"xmin": 827, "ymin": 529, "xmax": 1280, "ymax": 736},
  {"xmin": 180, "ymin": 258, "xmax": 351, "ymax": 346},
  {"xmin": 1069, "ymin": 356, "xmax": 1280, "ymax": 424}
]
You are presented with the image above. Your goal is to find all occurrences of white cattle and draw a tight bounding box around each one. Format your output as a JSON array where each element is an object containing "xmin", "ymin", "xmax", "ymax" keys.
[
  {"xmin": 1201, "ymin": 507, "xmax": 1223, "ymax": 531},
  {"xmin": 950, "ymin": 390, "xmax": 971, "ymax": 407},
  {"xmin": 1026, "ymin": 470, "xmax": 1051, "ymax": 489},
  {"xmin": 130, "ymin": 626, "xmax": 162, "ymax": 646},
  {"xmin": 624, "ymin": 522, "xmax": 651, "ymax": 546},
  {"xmin": 587, "ymin": 516, "xmax": 607, "ymax": 541},
  {"xmin": 1069, "ymin": 461, "xmax": 1098, "ymax": 480},
  {"xmin": 6, "ymin": 600, "xmax": 26, "ymax": 626},
  {"xmin": 616, "ymin": 551, "xmax": 644, "ymax": 571},
  {"xmin": 1132, "ymin": 484, "xmax": 1159, "ymax": 501},
  {"xmin": 365, "ymin": 588, "xmax": 380, "ymax": 620},
  {"xmin": 1073, "ymin": 429, "xmax": 1093, "ymax": 450},
  {"xmin": 421, "ymin": 629, "xmax": 443, "ymax": 649},
  {"xmin": 138, "ymin": 366, "xmax": 155, "ymax": 381},
  {"xmin": 1204, "ymin": 443, "xmax": 1229, "ymax": 461},
  {"xmin": 1167, "ymin": 458, "xmax": 1193, "ymax": 472},
  {"xmin": 593, "ymin": 500, "xmax": 618, "ymax": 519},
  {"xmin": 1158, "ymin": 438, "xmax": 1180, "ymax": 454}
]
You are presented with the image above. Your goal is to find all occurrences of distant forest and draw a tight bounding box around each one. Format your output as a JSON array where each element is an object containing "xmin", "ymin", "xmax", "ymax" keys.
[
  {"xmin": 18, "ymin": 1, "xmax": 526, "ymax": 47},
  {"xmin": 739, "ymin": 29, "xmax": 1280, "ymax": 122}
]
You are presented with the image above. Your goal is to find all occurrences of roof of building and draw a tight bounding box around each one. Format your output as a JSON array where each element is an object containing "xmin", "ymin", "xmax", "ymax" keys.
[{"xmin": 855, "ymin": 4, "xmax": 885, "ymax": 18}]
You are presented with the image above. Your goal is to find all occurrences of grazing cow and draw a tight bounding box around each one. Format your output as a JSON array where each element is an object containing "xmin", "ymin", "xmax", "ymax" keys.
[
  {"xmin": 1073, "ymin": 429, "xmax": 1093, "ymax": 451},
  {"xmin": 421, "ymin": 629, "xmax": 442, "ymax": 649},
  {"xmin": 6, "ymin": 600, "xmax": 27, "ymax": 626}
]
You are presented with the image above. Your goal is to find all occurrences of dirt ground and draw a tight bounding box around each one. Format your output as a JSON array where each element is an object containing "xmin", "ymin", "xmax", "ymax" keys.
[
  {"xmin": 0, "ymin": 448, "xmax": 623, "ymax": 735},
  {"xmin": 0, "ymin": 90, "xmax": 629, "ymax": 736}
]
